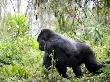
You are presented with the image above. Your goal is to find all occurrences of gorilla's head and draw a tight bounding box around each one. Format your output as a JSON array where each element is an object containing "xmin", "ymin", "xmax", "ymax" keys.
[
  {"xmin": 37, "ymin": 29, "xmax": 54, "ymax": 51},
  {"xmin": 37, "ymin": 29, "xmax": 54, "ymax": 42}
]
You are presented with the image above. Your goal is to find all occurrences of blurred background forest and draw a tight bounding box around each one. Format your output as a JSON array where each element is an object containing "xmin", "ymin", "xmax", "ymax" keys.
[{"xmin": 0, "ymin": 0, "xmax": 110, "ymax": 82}]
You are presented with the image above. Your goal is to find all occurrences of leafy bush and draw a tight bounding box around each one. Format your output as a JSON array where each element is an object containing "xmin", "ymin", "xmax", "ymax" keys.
[
  {"xmin": 0, "ymin": 14, "xmax": 44, "ymax": 81},
  {"xmin": 0, "ymin": 14, "xmax": 29, "ymax": 39}
]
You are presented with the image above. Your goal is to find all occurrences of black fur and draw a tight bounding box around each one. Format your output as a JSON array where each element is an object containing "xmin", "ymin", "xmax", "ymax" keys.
[{"xmin": 37, "ymin": 29, "xmax": 105, "ymax": 78}]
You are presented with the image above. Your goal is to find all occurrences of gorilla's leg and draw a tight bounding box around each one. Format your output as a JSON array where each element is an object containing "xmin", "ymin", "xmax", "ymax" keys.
[
  {"xmin": 72, "ymin": 65, "xmax": 83, "ymax": 77},
  {"xmin": 56, "ymin": 61, "xmax": 68, "ymax": 78},
  {"xmin": 67, "ymin": 56, "xmax": 83, "ymax": 77},
  {"xmin": 85, "ymin": 56, "xmax": 104, "ymax": 73}
]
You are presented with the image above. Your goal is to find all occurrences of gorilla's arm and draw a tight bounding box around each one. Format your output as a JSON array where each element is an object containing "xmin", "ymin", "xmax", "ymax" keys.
[
  {"xmin": 43, "ymin": 51, "xmax": 52, "ymax": 70},
  {"xmin": 40, "ymin": 41, "xmax": 53, "ymax": 70}
]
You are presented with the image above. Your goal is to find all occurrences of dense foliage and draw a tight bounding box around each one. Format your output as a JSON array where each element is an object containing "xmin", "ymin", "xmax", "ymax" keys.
[
  {"xmin": 0, "ymin": 15, "xmax": 43, "ymax": 81},
  {"xmin": 0, "ymin": 14, "xmax": 110, "ymax": 82}
]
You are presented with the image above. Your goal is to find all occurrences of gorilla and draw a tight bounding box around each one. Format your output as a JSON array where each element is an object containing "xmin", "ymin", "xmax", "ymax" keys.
[{"xmin": 37, "ymin": 29, "xmax": 105, "ymax": 78}]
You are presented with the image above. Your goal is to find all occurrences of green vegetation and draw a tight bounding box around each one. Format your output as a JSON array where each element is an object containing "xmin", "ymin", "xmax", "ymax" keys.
[
  {"xmin": 0, "ymin": 14, "xmax": 110, "ymax": 82},
  {"xmin": 0, "ymin": 15, "xmax": 43, "ymax": 81}
]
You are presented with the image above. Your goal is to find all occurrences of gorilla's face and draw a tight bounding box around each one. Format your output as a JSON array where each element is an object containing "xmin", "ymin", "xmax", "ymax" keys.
[
  {"xmin": 37, "ymin": 29, "xmax": 48, "ymax": 51},
  {"xmin": 38, "ymin": 40, "xmax": 45, "ymax": 51},
  {"xmin": 37, "ymin": 29, "xmax": 54, "ymax": 51}
]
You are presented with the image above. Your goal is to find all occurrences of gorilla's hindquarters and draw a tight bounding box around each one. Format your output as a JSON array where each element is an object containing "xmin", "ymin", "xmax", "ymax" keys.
[{"xmin": 84, "ymin": 56, "xmax": 104, "ymax": 73}]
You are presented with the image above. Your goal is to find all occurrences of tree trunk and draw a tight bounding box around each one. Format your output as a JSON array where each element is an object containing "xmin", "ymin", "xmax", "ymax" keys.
[
  {"xmin": 17, "ymin": 0, "xmax": 21, "ymax": 13},
  {"xmin": 0, "ymin": 5, "xmax": 1, "ymax": 19}
]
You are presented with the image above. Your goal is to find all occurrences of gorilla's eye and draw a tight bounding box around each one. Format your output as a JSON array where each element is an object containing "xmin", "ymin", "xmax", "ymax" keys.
[
  {"xmin": 42, "ymin": 37, "xmax": 48, "ymax": 41},
  {"xmin": 42, "ymin": 37, "xmax": 46, "ymax": 40}
]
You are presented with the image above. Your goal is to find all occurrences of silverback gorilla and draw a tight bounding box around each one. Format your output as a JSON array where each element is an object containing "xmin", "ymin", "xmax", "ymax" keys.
[{"xmin": 37, "ymin": 29, "xmax": 105, "ymax": 78}]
